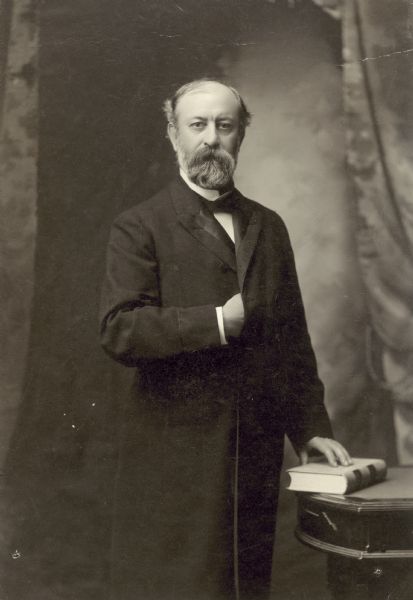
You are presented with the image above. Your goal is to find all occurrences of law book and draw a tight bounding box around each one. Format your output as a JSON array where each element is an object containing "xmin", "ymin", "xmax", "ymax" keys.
[{"xmin": 286, "ymin": 457, "xmax": 387, "ymax": 495}]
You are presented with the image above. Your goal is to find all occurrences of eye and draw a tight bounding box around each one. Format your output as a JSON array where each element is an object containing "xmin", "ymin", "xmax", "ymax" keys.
[
  {"xmin": 217, "ymin": 121, "xmax": 233, "ymax": 131},
  {"xmin": 190, "ymin": 121, "xmax": 206, "ymax": 130}
]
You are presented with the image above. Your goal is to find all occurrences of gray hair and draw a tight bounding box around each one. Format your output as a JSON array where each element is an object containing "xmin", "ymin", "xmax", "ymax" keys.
[{"xmin": 163, "ymin": 79, "xmax": 252, "ymax": 141}]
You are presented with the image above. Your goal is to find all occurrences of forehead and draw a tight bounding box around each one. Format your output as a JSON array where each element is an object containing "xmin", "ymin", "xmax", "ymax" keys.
[{"xmin": 175, "ymin": 83, "xmax": 240, "ymax": 121}]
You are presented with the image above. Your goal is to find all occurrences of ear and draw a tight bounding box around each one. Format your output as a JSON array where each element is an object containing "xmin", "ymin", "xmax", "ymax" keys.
[{"xmin": 167, "ymin": 122, "xmax": 178, "ymax": 151}]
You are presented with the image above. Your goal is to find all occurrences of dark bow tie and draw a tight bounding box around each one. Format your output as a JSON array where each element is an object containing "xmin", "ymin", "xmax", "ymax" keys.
[{"xmin": 202, "ymin": 192, "xmax": 239, "ymax": 213}]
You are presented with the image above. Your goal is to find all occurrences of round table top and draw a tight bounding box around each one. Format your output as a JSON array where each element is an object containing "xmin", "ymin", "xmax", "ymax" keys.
[{"xmin": 298, "ymin": 467, "xmax": 413, "ymax": 512}]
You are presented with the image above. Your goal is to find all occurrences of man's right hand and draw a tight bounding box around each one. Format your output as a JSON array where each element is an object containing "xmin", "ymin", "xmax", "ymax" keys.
[{"xmin": 222, "ymin": 293, "xmax": 245, "ymax": 339}]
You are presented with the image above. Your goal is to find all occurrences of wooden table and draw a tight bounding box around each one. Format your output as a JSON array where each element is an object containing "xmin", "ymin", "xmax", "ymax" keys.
[{"xmin": 295, "ymin": 467, "xmax": 413, "ymax": 599}]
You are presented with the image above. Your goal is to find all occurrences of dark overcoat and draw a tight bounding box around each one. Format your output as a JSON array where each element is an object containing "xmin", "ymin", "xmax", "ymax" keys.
[{"xmin": 100, "ymin": 176, "xmax": 332, "ymax": 600}]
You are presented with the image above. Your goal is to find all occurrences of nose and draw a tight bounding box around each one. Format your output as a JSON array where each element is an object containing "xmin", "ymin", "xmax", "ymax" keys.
[{"xmin": 203, "ymin": 123, "xmax": 219, "ymax": 148}]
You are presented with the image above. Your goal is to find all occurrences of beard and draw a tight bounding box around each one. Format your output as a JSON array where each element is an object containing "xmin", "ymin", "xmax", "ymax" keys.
[{"xmin": 176, "ymin": 142, "xmax": 238, "ymax": 190}]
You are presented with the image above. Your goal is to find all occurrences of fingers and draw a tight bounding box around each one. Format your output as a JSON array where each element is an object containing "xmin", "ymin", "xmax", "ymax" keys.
[
  {"xmin": 299, "ymin": 449, "xmax": 309, "ymax": 465},
  {"xmin": 222, "ymin": 294, "xmax": 245, "ymax": 338},
  {"xmin": 304, "ymin": 437, "xmax": 352, "ymax": 467},
  {"xmin": 332, "ymin": 441, "xmax": 352, "ymax": 466},
  {"xmin": 323, "ymin": 444, "xmax": 341, "ymax": 467},
  {"xmin": 323, "ymin": 440, "xmax": 350, "ymax": 467}
]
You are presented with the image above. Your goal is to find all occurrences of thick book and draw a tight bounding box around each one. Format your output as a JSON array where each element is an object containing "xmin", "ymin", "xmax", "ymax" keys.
[{"xmin": 286, "ymin": 457, "xmax": 387, "ymax": 494}]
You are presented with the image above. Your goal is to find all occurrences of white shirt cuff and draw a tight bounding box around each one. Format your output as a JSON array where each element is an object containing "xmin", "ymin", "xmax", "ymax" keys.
[{"xmin": 215, "ymin": 306, "xmax": 228, "ymax": 345}]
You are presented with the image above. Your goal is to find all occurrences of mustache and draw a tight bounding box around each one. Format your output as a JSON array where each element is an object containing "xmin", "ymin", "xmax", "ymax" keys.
[{"xmin": 188, "ymin": 146, "xmax": 231, "ymax": 165}]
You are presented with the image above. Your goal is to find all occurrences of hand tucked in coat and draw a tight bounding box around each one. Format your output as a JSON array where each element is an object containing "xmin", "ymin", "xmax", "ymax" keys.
[{"xmin": 222, "ymin": 293, "xmax": 245, "ymax": 338}]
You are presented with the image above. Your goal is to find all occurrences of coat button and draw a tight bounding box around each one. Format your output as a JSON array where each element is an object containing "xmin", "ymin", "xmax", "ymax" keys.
[{"xmin": 220, "ymin": 264, "xmax": 231, "ymax": 273}]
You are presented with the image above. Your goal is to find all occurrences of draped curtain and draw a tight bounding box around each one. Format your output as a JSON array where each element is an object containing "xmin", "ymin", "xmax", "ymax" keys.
[{"xmin": 314, "ymin": 0, "xmax": 413, "ymax": 463}]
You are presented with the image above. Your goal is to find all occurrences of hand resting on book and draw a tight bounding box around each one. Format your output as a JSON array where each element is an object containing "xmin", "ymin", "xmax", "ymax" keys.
[{"xmin": 299, "ymin": 436, "xmax": 352, "ymax": 468}]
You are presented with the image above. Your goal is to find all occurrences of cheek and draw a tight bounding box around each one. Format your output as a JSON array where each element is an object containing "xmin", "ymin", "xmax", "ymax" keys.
[
  {"xmin": 223, "ymin": 135, "xmax": 240, "ymax": 155},
  {"xmin": 179, "ymin": 134, "xmax": 200, "ymax": 154}
]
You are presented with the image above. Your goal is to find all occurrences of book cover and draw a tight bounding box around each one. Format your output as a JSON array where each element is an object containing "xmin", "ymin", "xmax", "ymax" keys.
[{"xmin": 286, "ymin": 457, "xmax": 387, "ymax": 494}]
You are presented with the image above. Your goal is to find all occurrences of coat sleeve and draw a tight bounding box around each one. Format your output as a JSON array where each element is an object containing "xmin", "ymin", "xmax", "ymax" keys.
[
  {"xmin": 99, "ymin": 212, "xmax": 221, "ymax": 365},
  {"xmin": 276, "ymin": 221, "xmax": 333, "ymax": 451}
]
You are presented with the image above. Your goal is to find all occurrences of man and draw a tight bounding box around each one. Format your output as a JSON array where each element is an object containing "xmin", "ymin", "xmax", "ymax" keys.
[{"xmin": 100, "ymin": 79, "xmax": 350, "ymax": 600}]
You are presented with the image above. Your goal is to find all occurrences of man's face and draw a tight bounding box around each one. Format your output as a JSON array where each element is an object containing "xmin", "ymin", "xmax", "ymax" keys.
[{"xmin": 168, "ymin": 83, "xmax": 242, "ymax": 190}]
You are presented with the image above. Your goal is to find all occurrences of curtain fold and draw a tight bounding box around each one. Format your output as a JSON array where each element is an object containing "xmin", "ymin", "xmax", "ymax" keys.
[{"xmin": 342, "ymin": 0, "xmax": 413, "ymax": 463}]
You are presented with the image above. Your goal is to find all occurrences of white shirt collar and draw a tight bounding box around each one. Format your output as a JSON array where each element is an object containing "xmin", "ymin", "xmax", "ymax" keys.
[{"xmin": 179, "ymin": 169, "xmax": 221, "ymax": 201}]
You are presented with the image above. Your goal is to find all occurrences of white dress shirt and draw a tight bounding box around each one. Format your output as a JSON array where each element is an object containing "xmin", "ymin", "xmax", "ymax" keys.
[{"xmin": 180, "ymin": 169, "xmax": 234, "ymax": 344}]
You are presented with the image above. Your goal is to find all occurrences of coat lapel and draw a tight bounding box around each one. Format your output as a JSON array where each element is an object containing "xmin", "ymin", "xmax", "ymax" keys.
[
  {"xmin": 169, "ymin": 178, "xmax": 237, "ymax": 272},
  {"xmin": 234, "ymin": 194, "xmax": 263, "ymax": 291}
]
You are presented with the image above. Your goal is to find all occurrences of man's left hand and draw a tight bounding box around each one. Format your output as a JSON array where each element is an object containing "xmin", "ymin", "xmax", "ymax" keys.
[{"xmin": 299, "ymin": 437, "xmax": 352, "ymax": 467}]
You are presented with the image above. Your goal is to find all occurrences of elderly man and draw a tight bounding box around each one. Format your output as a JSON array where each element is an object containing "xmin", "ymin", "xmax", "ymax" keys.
[{"xmin": 100, "ymin": 79, "xmax": 350, "ymax": 600}]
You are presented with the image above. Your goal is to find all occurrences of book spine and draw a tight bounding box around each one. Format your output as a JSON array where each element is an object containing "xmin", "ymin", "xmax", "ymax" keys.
[{"xmin": 345, "ymin": 463, "xmax": 387, "ymax": 494}]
